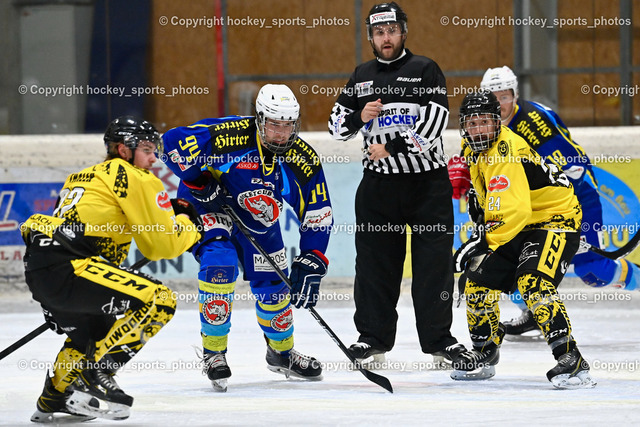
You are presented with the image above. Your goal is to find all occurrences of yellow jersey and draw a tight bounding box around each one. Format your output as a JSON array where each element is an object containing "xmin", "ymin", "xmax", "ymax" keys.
[
  {"xmin": 462, "ymin": 126, "xmax": 582, "ymax": 251},
  {"xmin": 22, "ymin": 158, "xmax": 200, "ymax": 263}
]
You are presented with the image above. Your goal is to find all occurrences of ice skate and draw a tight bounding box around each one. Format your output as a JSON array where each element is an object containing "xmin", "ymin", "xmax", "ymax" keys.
[
  {"xmin": 347, "ymin": 342, "xmax": 386, "ymax": 368},
  {"xmin": 503, "ymin": 309, "xmax": 543, "ymax": 341},
  {"xmin": 67, "ymin": 368, "xmax": 133, "ymax": 420},
  {"xmin": 546, "ymin": 349, "xmax": 596, "ymax": 390},
  {"xmin": 431, "ymin": 342, "xmax": 468, "ymax": 368},
  {"xmin": 30, "ymin": 374, "xmax": 98, "ymax": 424},
  {"xmin": 203, "ymin": 352, "xmax": 231, "ymax": 392},
  {"xmin": 450, "ymin": 346, "xmax": 500, "ymax": 380},
  {"xmin": 266, "ymin": 346, "xmax": 323, "ymax": 380}
]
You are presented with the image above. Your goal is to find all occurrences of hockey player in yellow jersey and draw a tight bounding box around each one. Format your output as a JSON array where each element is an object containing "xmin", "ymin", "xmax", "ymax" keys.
[
  {"xmin": 450, "ymin": 91, "xmax": 595, "ymax": 389},
  {"xmin": 22, "ymin": 116, "xmax": 202, "ymax": 422}
]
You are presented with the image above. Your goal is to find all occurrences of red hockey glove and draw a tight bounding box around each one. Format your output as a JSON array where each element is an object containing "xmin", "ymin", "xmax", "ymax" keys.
[{"xmin": 447, "ymin": 155, "xmax": 471, "ymax": 200}]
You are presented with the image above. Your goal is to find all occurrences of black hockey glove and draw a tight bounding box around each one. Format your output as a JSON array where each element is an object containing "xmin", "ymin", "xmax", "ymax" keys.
[
  {"xmin": 183, "ymin": 171, "xmax": 233, "ymax": 213},
  {"xmin": 289, "ymin": 250, "xmax": 329, "ymax": 309},
  {"xmin": 42, "ymin": 306, "xmax": 64, "ymax": 335},
  {"xmin": 170, "ymin": 198, "xmax": 204, "ymax": 234},
  {"xmin": 453, "ymin": 224, "xmax": 491, "ymax": 273}
]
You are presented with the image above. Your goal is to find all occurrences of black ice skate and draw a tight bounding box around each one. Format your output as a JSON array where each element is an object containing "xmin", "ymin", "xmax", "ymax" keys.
[
  {"xmin": 266, "ymin": 346, "xmax": 323, "ymax": 380},
  {"xmin": 431, "ymin": 343, "xmax": 468, "ymax": 368},
  {"xmin": 503, "ymin": 309, "xmax": 542, "ymax": 341},
  {"xmin": 30, "ymin": 373, "xmax": 99, "ymax": 424},
  {"xmin": 203, "ymin": 352, "xmax": 232, "ymax": 392},
  {"xmin": 67, "ymin": 368, "xmax": 133, "ymax": 420},
  {"xmin": 347, "ymin": 342, "xmax": 386, "ymax": 366},
  {"xmin": 546, "ymin": 349, "xmax": 596, "ymax": 389},
  {"xmin": 450, "ymin": 345, "xmax": 500, "ymax": 380}
]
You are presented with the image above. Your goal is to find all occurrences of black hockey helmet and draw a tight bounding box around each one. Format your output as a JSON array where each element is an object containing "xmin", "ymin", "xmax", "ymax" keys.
[
  {"xmin": 103, "ymin": 115, "xmax": 163, "ymax": 155},
  {"xmin": 459, "ymin": 90, "xmax": 501, "ymax": 153},
  {"xmin": 365, "ymin": 2, "xmax": 408, "ymax": 40}
]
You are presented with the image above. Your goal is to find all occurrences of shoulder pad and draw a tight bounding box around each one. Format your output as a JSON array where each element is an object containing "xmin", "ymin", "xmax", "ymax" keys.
[
  {"xmin": 282, "ymin": 138, "xmax": 323, "ymax": 186},
  {"xmin": 209, "ymin": 118, "xmax": 256, "ymax": 154}
]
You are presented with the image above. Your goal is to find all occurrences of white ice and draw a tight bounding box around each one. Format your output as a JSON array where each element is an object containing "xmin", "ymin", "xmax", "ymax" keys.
[{"xmin": 1, "ymin": 280, "xmax": 640, "ymax": 426}]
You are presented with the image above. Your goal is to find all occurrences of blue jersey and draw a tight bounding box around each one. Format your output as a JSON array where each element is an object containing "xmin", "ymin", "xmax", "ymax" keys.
[
  {"xmin": 162, "ymin": 116, "xmax": 333, "ymax": 280},
  {"xmin": 507, "ymin": 100, "xmax": 598, "ymax": 202},
  {"xmin": 507, "ymin": 99, "xmax": 603, "ymax": 258}
]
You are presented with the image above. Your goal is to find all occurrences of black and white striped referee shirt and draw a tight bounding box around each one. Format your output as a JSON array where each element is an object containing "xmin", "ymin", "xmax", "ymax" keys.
[{"xmin": 328, "ymin": 49, "xmax": 449, "ymax": 174}]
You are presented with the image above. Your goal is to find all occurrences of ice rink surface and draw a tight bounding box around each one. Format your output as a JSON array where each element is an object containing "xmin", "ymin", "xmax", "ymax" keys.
[{"xmin": 1, "ymin": 282, "xmax": 640, "ymax": 426}]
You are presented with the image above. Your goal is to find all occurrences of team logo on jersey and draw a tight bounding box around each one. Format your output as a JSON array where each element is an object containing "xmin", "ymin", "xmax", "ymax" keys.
[
  {"xmin": 237, "ymin": 162, "xmax": 259, "ymax": 170},
  {"xmin": 156, "ymin": 191, "xmax": 172, "ymax": 210},
  {"xmin": 271, "ymin": 307, "xmax": 293, "ymax": 332},
  {"xmin": 488, "ymin": 175, "xmax": 510, "ymax": 192},
  {"xmin": 303, "ymin": 206, "xmax": 333, "ymax": 228},
  {"xmin": 497, "ymin": 140, "xmax": 510, "ymax": 157},
  {"xmin": 167, "ymin": 149, "xmax": 193, "ymax": 172},
  {"xmin": 202, "ymin": 295, "xmax": 231, "ymax": 326},
  {"xmin": 238, "ymin": 189, "xmax": 283, "ymax": 227},
  {"xmin": 253, "ymin": 248, "xmax": 288, "ymax": 272},
  {"xmin": 251, "ymin": 178, "xmax": 275, "ymax": 189},
  {"xmin": 355, "ymin": 80, "xmax": 374, "ymax": 97},
  {"xmin": 202, "ymin": 212, "xmax": 233, "ymax": 236}
]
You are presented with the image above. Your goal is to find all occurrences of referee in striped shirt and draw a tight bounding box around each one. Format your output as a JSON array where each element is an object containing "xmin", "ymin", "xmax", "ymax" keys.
[{"xmin": 328, "ymin": 2, "xmax": 465, "ymax": 365}]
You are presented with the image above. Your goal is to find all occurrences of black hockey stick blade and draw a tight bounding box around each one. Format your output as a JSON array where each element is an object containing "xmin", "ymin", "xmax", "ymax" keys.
[
  {"xmin": 0, "ymin": 258, "xmax": 151, "ymax": 361},
  {"xmin": 220, "ymin": 204, "xmax": 393, "ymax": 393},
  {"xmin": 0, "ymin": 323, "xmax": 48, "ymax": 361},
  {"xmin": 583, "ymin": 227, "xmax": 640, "ymax": 260},
  {"xmin": 360, "ymin": 367, "xmax": 394, "ymax": 393},
  {"xmin": 308, "ymin": 307, "xmax": 393, "ymax": 393}
]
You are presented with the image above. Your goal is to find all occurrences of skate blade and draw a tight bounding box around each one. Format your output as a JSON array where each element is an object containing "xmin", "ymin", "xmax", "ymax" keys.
[
  {"xmin": 504, "ymin": 330, "xmax": 544, "ymax": 342},
  {"xmin": 66, "ymin": 390, "xmax": 131, "ymax": 421},
  {"xmin": 550, "ymin": 371, "xmax": 597, "ymax": 390},
  {"xmin": 267, "ymin": 365, "xmax": 323, "ymax": 381},
  {"xmin": 450, "ymin": 365, "xmax": 496, "ymax": 380},
  {"xmin": 211, "ymin": 378, "xmax": 228, "ymax": 392},
  {"xmin": 30, "ymin": 408, "xmax": 96, "ymax": 424}
]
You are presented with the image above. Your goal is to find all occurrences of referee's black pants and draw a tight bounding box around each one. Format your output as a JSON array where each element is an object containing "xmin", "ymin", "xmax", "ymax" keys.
[{"xmin": 353, "ymin": 167, "xmax": 458, "ymax": 354}]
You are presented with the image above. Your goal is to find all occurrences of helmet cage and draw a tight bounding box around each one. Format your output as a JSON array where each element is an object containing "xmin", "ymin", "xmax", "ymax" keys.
[
  {"xmin": 459, "ymin": 112, "xmax": 501, "ymax": 153},
  {"xmin": 256, "ymin": 114, "xmax": 300, "ymax": 155},
  {"xmin": 254, "ymin": 84, "xmax": 301, "ymax": 155}
]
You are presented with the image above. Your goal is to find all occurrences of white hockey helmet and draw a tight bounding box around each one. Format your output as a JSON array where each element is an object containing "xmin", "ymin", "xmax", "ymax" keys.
[
  {"xmin": 255, "ymin": 84, "xmax": 300, "ymax": 154},
  {"xmin": 480, "ymin": 66, "xmax": 519, "ymax": 98}
]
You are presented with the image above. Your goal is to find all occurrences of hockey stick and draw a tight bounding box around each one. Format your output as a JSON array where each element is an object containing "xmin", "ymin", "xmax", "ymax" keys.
[
  {"xmin": 0, "ymin": 257, "xmax": 151, "ymax": 361},
  {"xmin": 220, "ymin": 204, "xmax": 394, "ymax": 393},
  {"xmin": 581, "ymin": 228, "xmax": 640, "ymax": 260}
]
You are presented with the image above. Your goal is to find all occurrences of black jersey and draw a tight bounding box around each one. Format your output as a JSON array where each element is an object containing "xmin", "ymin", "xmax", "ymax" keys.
[{"xmin": 328, "ymin": 49, "xmax": 449, "ymax": 174}]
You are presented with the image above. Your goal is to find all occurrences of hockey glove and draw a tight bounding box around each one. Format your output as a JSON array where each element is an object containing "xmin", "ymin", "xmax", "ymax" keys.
[
  {"xmin": 42, "ymin": 306, "xmax": 63, "ymax": 335},
  {"xmin": 183, "ymin": 171, "xmax": 233, "ymax": 213},
  {"xmin": 447, "ymin": 155, "xmax": 471, "ymax": 200},
  {"xmin": 170, "ymin": 198, "xmax": 204, "ymax": 233},
  {"xmin": 453, "ymin": 224, "xmax": 491, "ymax": 273},
  {"xmin": 289, "ymin": 250, "xmax": 329, "ymax": 309}
]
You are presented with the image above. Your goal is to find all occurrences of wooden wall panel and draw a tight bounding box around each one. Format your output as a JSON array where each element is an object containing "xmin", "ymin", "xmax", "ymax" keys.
[
  {"xmin": 148, "ymin": 0, "xmax": 218, "ymax": 131},
  {"xmin": 147, "ymin": 0, "xmax": 639, "ymax": 131}
]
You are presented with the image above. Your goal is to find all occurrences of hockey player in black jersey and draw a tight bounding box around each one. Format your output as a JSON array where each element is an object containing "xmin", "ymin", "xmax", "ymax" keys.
[{"xmin": 328, "ymin": 2, "xmax": 465, "ymax": 368}]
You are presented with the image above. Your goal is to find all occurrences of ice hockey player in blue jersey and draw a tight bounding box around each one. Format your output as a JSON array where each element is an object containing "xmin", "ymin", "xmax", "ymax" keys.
[
  {"xmin": 448, "ymin": 66, "xmax": 640, "ymax": 338},
  {"xmin": 161, "ymin": 84, "xmax": 333, "ymax": 391}
]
